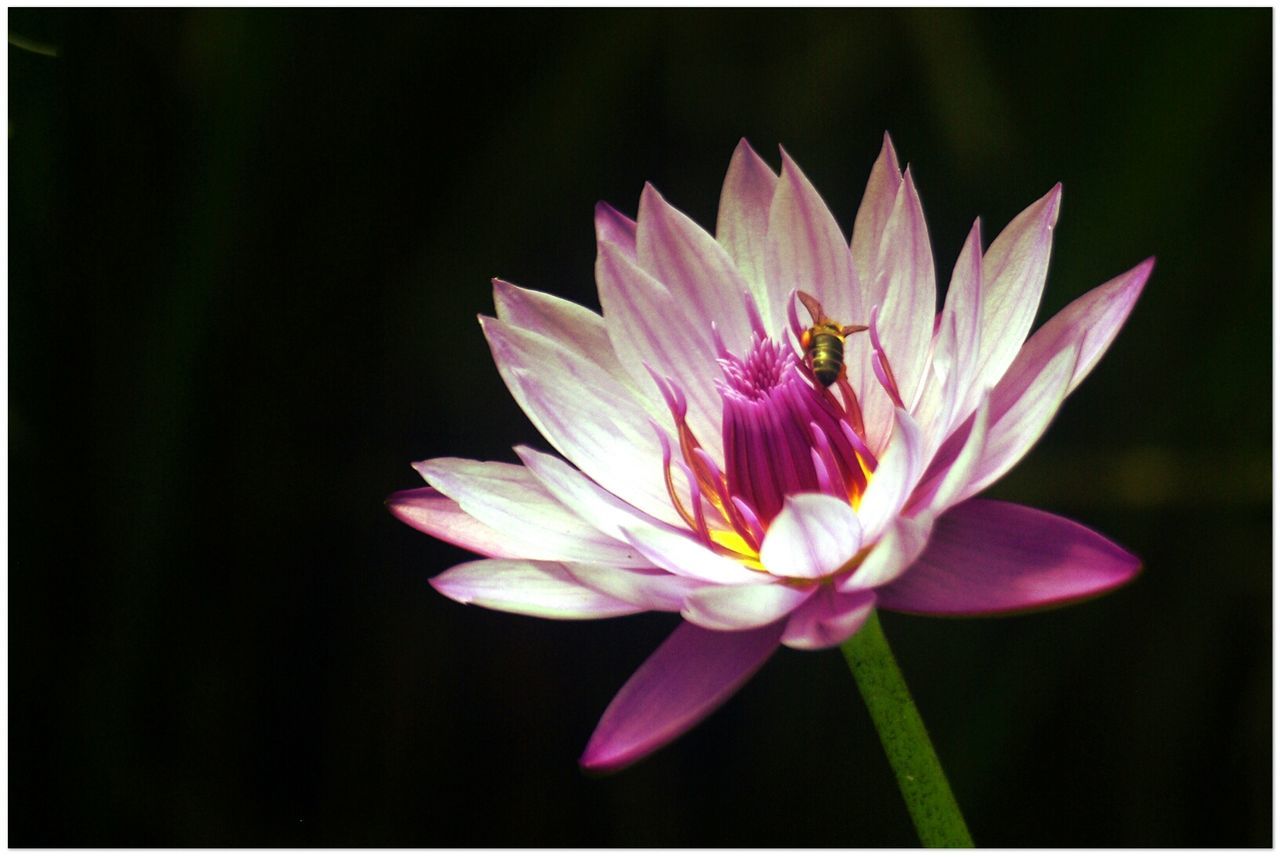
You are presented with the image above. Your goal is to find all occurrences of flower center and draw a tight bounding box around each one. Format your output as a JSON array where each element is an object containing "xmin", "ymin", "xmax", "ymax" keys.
[
  {"xmin": 719, "ymin": 335, "xmax": 867, "ymax": 523},
  {"xmin": 650, "ymin": 296, "xmax": 887, "ymax": 571}
]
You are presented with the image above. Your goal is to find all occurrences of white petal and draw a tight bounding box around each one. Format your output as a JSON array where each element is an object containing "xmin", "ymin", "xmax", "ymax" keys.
[
  {"xmin": 970, "ymin": 184, "xmax": 1061, "ymax": 396},
  {"xmin": 563, "ymin": 563, "xmax": 704, "ymax": 612},
  {"xmin": 492, "ymin": 278, "xmax": 639, "ymax": 397},
  {"xmin": 851, "ymin": 132, "xmax": 904, "ymax": 287},
  {"xmin": 636, "ymin": 182, "xmax": 758, "ymax": 351},
  {"xmin": 869, "ymin": 169, "xmax": 936, "ymax": 411},
  {"xmin": 914, "ymin": 392, "xmax": 992, "ymax": 517},
  {"xmin": 515, "ymin": 444, "xmax": 668, "ymax": 544},
  {"xmin": 620, "ymin": 522, "xmax": 764, "ymax": 585},
  {"xmin": 958, "ymin": 342, "xmax": 1079, "ymax": 503},
  {"xmin": 838, "ymin": 514, "xmax": 933, "ymax": 592},
  {"xmin": 781, "ymin": 587, "xmax": 877, "ymax": 650},
  {"xmin": 938, "ymin": 220, "xmax": 984, "ymax": 420},
  {"xmin": 682, "ymin": 581, "xmax": 815, "ymax": 631},
  {"xmin": 856, "ymin": 408, "xmax": 924, "ymax": 542},
  {"xmin": 596, "ymin": 239, "xmax": 724, "ymax": 464},
  {"xmin": 766, "ymin": 150, "xmax": 872, "ymax": 408},
  {"xmin": 431, "ymin": 559, "xmax": 643, "ymax": 619},
  {"xmin": 758, "ymin": 493, "xmax": 864, "ymax": 578},
  {"xmin": 417, "ymin": 457, "xmax": 645, "ymax": 566},
  {"xmin": 716, "ymin": 139, "xmax": 780, "ymax": 330},
  {"xmin": 481, "ymin": 316, "xmax": 678, "ymax": 525}
]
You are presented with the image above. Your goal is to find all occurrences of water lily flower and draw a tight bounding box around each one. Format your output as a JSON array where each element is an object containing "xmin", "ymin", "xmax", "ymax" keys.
[{"xmin": 389, "ymin": 135, "xmax": 1151, "ymax": 774}]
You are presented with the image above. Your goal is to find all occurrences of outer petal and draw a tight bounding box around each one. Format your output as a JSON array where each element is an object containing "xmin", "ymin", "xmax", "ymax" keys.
[
  {"xmin": 958, "ymin": 342, "xmax": 1079, "ymax": 503},
  {"xmin": 682, "ymin": 581, "xmax": 815, "ymax": 631},
  {"xmin": 868, "ymin": 168, "xmax": 936, "ymax": 411},
  {"xmin": 416, "ymin": 458, "xmax": 645, "ymax": 566},
  {"xmin": 521, "ymin": 447, "xmax": 758, "ymax": 591},
  {"xmin": 1016, "ymin": 257, "xmax": 1153, "ymax": 397},
  {"xmin": 580, "ymin": 620, "xmax": 783, "ymax": 772},
  {"xmin": 850, "ymin": 132, "xmax": 903, "ymax": 288},
  {"xmin": 907, "ymin": 310, "xmax": 958, "ymax": 463},
  {"xmin": 758, "ymin": 494, "xmax": 864, "ymax": 579},
  {"xmin": 937, "ymin": 219, "xmax": 984, "ymax": 421},
  {"xmin": 595, "ymin": 239, "xmax": 724, "ymax": 463},
  {"xmin": 515, "ymin": 444, "xmax": 669, "ymax": 544},
  {"xmin": 781, "ymin": 587, "xmax": 876, "ymax": 650},
  {"xmin": 595, "ymin": 201, "xmax": 637, "ymax": 258},
  {"xmin": 838, "ymin": 514, "xmax": 933, "ymax": 592},
  {"xmin": 908, "ymin": 392, "xmax": 992, "ymax": 517},
  {"xmin": 481, "ymin": 316, "xmax": 679, "ymax": 525},
  {"xmin": 971, "ymin": 184, "xmax": 1062, "ymax": 397},
  {"xmin": 856, "ymin": 408, "xmax": 924, "ymax": 542},
  {"xmin": 619, "ymin": 522, "xmax": 764, "ymax": 585},
  {"xmin": 493, "ymin": 279, "xmax": 638, "ymax": 396},
  {"xmin": 765, "ymin": 150, "xmax": 870, "ymax": 407},
  {"xmin": 636, "ymin": 182, "xmax": 757, "ymax": 352},
  {"xmin": 563, "ymin": 564, "xmax": 705, "ymax": 612},
  {"xmin": 877, "ymin": 499, "xmax": 1141, "ymax": 615},
  {"xmin": 386, "ymin": 487, "xmax": 522, "ymax": 559},
  {"xmin": 716, "ymin": 139, "xmax": 780, "ymax": 330},
  {"xmin": 765, "ymin": 150, "xmax": 862, "ymax": 322},
  {"xmin": 431, "ymin": 559, "xmax": 644, "ymax": 619}
]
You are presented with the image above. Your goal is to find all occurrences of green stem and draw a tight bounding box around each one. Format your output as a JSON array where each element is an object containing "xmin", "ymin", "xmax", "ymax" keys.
[{"xmin": 841, "ymin": 610, "xmax": 974, "ymax": 847}]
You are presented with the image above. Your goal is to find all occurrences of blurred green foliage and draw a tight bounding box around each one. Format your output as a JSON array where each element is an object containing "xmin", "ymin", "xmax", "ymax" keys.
[{"xmin": 9, "ymin": 8, "xmax": 1270, "ymax": 846}]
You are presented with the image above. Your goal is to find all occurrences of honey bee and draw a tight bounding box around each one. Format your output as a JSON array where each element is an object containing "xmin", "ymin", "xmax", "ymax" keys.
[{"xmin": 797, "ymin": 291, "xmax": 868, "ymax": 387}]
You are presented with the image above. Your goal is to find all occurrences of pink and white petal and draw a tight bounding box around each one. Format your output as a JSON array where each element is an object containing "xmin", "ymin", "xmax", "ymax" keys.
[
  {"xmin": 492, "ymin": 279, "xmax": 637, "ymax": 396},
  {"xmin": 682, "ymin": 580, "xmax": 815, "ymax": 631},
  {"xmin": 515, "ymin": 445, "xmax": 669, "ymax": 547},
  {"xmin": 765, "ymin": 151, "xmax": 871, "ymax": 406},
  {"xmin": 758, "ymin": 493, "xmax": 864, "ymax": 579},
  {"xmin": 620, "ymin": 522, "xmax": 764, "ymax": 585},
  {"xmin": 595, "ymin": 240, "xmax": 724, "ymax": 463},
  {"xmin": 431, "ymin": 559, "xmax": 644, "ymax": 620},
  {"xmin": 970, "ymin": 184, "xmax": 1061, "ymax": 396},
  {"xmin": 636, "ymin": 183, "xmax": 757, "ymax": 353},
  {"xmin": 856, "ymin": 408, "xmax": 924, "ymax": 542},
  {"xmin": 563, "ymin": 563, "xmax": 705, "ymax": 612},
  {"xmin": 416, "ymin": 457, "xmax": 644, "ymax": 566},
  {"xmin": 957, "ymin": 343, "xmax": 1079, "ymax": 504},
  {"xmin": 908, "ymin": 309, "xmax": 959, "ymax": 463},
  {"xmin": 908, "ymin": 393, "xmax": 992, "ymax": 518},
  {"xmin": 781, "ymin": 587, "xmax": 876, "ymax": 650},
  {"xmin": 481, "ymin": 316, "xmax": 680, "ymax": 525},
  {"xmin": 938, "ymin": 219, "xmax": 984, "ymax": 420},
  {"xmin": 868, "ymin": 169, "xmax": 936, "ymax": 410},
  {"xmin": 580, "ymin": 620, "xmax": 783, "ymax": 772},
  {"xmin": 595, "ymin": 201, "xmax": 638, "ymax": 258},
  {"xmin": 716, "ymin": 139, "xmax": 780, "ymax": 330},
  {"xmin": 1018, "ymin": 257, "xmax": 1154, "ymax": 397},
  {"xmin": 876, "ymin": 499, "xmax": 1141, "ymax": 616},
  {"xmin": 851, "ymin": 132, "xmax": 904, "ymax": 287},
  {"xmin": 838, "ymin": 514, "xmax": 933, "ymax": 592},
  {"xmin": 387, "ymin": 487, "xmax": 523, "ymax": 559},
  {"xmin": 765, "ymin": 151, "xmax": 863, "ymax": 322}
]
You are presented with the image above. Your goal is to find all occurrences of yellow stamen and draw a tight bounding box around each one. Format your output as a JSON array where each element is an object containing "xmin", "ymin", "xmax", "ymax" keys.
[{"xmin": 708, "ymin": 528, "xmax": 766, "ymax": 571}]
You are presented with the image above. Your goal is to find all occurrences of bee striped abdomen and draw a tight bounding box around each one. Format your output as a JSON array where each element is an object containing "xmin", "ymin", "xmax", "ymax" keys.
[{"xmin": 809, "ymin": 331, "xmax": 844, "ymax": 387}]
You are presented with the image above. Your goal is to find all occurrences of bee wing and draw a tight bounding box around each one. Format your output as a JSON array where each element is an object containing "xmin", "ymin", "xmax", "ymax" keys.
[
  {"xmin": 796, "ymin": 290, "xmax": 827, "ymax": 325},
  {"xmin": 840, "ymin": 324, "xmax": 869, "ymax": 336}
]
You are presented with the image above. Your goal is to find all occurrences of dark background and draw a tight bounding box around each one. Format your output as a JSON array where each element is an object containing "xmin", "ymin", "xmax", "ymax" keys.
[{"xmin": 9, "ymin": 8, "xmax": 1271, "ymax": 847}]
